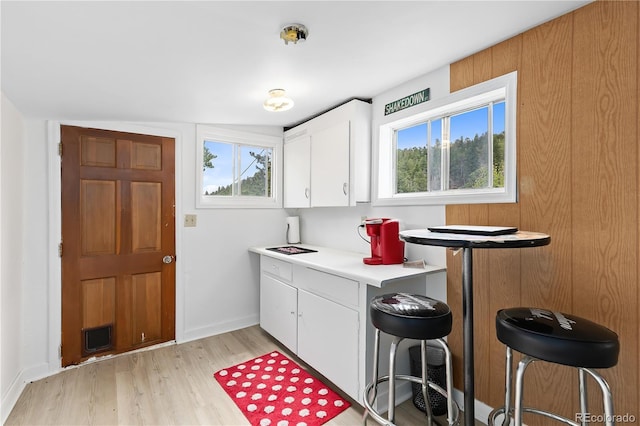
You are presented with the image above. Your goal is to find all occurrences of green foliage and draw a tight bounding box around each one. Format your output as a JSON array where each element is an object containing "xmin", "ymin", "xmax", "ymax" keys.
[
  {"xmin": 208, "ymin": 149, "xmax": 271, "ymax": 197},
  {"xmin": 203, "ymin": 145, "xmax": 216, "ymax": 171},
  {"xmin": 396, "ymin": 131, "xmax": 505, "ymax": 193},
  {"xmin": 450, "ymin": 132, "xmax": 488, "ymax": 189},
  {"xmin": 492, "ymin": 132, "xmax": 505, "ymax": 187},
  {"xmin": 240, "ymin": 150, "xmax": 271, "ymax": 197},
  {"xmin": 396, "ymin": 147, "xmax": 428, "ymax": 193},
  {"xmin": 211, "ymin": 184, "xmax": 232, "ymax": 196}
]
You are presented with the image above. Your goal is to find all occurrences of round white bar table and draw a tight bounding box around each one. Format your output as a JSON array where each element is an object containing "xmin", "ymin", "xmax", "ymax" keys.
[{"xmin": 399, "ymin": 227, "xmax": 551, "ymax": 426}]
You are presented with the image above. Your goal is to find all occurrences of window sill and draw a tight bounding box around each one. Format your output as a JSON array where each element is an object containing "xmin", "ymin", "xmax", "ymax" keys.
[
  {"xmin": 373, "ymin": 187, "xmax": 516, "ymax": 206},
  {"xmin": 197, "ymin": 196, "xmax": 282, "ymax": 209}
]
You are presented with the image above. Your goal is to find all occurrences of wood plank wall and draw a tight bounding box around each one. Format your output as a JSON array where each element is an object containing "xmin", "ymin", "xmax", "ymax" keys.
[{"xmin": 446, "ymin": 1, "xmax": 638, "ymax": 423}]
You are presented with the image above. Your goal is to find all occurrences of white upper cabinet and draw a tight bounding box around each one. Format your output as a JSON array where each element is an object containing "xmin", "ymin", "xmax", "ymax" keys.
[
  {"xmin": 284, "ymin": 99, "xmax": 371, "ymax": 208},
  {"xmin": 283, "ymin": 134, "xmax": 311, "ymax": 208},
  {"xmin": 310, "ymin": 120, "xmax": 350, "ymax": 206}
]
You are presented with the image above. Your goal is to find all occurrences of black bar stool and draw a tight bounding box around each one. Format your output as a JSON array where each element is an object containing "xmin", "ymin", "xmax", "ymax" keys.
[
  {"xmin": 363, "ymin": 293, "xmax": 459, "ymax": 425},
  {"xmin": 488, "ymin": 307, "xmax": 620, "ymax": 426}
]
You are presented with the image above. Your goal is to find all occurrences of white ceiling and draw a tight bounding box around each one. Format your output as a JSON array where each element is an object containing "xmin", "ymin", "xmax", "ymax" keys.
[{"xmin": 2, "ymin": 1, "xmax": 591, "ymax": 128}]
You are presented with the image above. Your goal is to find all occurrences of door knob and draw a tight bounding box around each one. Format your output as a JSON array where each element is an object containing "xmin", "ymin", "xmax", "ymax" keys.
[{"xmin": 163, "ymin": 255, "xmax": 175, "ymax": 264}]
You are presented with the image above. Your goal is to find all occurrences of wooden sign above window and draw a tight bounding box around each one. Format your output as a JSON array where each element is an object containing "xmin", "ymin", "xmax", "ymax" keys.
[{"xmin": 384, "ymin": 88, "xmax": 430, "ymax": 116}]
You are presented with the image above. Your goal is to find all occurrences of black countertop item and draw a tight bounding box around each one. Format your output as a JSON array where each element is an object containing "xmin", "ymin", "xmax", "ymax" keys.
[{"xmin": 266, "ymin": 246, "xmax": 318, "ymax": 255}]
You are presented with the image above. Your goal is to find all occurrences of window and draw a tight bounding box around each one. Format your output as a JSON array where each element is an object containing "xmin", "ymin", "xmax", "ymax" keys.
[
  {"xmin": 196, "ymin": 125, "xmax": 282, "ymax": 208},
  {"xmin": 375, "ymin": 71, "xmax": 517, "ymax": 205}
]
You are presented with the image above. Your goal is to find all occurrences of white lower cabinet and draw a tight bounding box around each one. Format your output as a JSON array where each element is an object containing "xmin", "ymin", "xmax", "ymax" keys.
[
  {"xmin": 259, "ymin": 255, "xmax": 360, "ymax": 401},
  {"xmin": 297, "ymin": 289, "xmax": 359, "ymax": 399},
  {"xmin": 253, "ymin": 247, "xmax": 447, "ymax": 410},
  {"xmin": 259, "ymin": 274, "xmax": 297, "ymax": 353}
]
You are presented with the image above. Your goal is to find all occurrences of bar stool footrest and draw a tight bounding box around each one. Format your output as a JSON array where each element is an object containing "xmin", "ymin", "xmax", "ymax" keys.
[
  {"xmin": 488, "ymin": 405, "xmax": 581, "ymax": 426},
  {"xmin": 364, "ymin": 374, "xmax": 460, "ymax": 426}
]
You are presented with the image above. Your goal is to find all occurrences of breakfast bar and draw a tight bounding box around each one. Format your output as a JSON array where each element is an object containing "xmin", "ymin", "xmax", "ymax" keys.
[{"xmin": 399, "ymin": 227, "xmax": 551, "ymax": 426}]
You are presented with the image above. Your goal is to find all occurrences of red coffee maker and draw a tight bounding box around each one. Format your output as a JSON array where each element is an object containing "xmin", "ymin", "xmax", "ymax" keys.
[{"xmin": 363, "ymin": 218, "xmax": 405, "ymax": 265}]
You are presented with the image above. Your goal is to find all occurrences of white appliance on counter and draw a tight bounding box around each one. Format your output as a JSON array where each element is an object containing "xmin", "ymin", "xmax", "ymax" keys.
[{"xmin": 286, "ymin": 216, "xmax": 301, "ymax": 244}]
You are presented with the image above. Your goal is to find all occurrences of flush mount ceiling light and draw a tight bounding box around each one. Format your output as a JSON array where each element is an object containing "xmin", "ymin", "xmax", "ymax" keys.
[
  {"xmin": 280, "ymin": 24, "xmax": 308, "ymax": 45},
  {"xmin": 263, "ymin": 89, "xmax": 294, "ymax": 112}
]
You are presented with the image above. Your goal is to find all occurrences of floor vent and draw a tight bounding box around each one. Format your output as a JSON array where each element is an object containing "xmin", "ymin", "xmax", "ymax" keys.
[{"xmin": 82, "ymin": 324, "xmax": 113, "ymax": 355}]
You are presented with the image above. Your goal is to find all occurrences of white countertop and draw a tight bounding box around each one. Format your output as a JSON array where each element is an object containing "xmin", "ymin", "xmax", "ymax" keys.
[{"xmin": 249, "ymin": 244, "xmax": 445, "ymax": 288}]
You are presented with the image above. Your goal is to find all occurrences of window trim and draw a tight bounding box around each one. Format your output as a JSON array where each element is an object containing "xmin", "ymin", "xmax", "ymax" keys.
[
  {"xmin": 373, "ymin": 71, "xmax": 517, "ymax": 206},
  {"xmin": 196, "ymin": 125, "xmax": 282, "ymax": 208}
]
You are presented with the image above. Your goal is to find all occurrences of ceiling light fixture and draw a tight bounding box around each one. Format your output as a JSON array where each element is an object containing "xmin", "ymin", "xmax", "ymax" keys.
[
  {"xmin": 280, "ymin": 24, "xmax": 308, "ymax": 45},
  {"xmin": 263, "ymin": 89, "xmax": 294, "ymax": 112}
]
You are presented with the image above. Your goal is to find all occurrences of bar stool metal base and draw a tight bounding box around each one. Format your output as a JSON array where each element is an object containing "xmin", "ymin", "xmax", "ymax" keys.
[
  {"xmin": 363, "ymin": 332, "xmax": 459, "ymax": 426},
  {"xmin": 488, "ymin": 348, "xmax": 616, "ymax": 426},
  {"xmin": 363, "ymin": 374, "xmax": 460, "ymax": 426}
]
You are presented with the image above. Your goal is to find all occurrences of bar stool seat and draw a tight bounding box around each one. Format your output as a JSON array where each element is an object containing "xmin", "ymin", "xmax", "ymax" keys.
[
  {"xmin": 489, "ymin": 307, "xmax": 620, "ymax": 426},
  {"xmin": 496, "ymin": 307, "xmax": 619, "ymax": 368},
  {"xmin": 370, "ymin": 293, "xmax": 453, "ymax": 339},
  {"xmin": 364, "ymin": 293, "xmax": 459, "ymax": 426}
]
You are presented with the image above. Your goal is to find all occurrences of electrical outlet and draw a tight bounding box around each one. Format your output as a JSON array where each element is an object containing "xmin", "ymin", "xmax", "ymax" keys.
[{"xmin": 184, "ymin": 214, "xmax": 197, "ymax": 227}]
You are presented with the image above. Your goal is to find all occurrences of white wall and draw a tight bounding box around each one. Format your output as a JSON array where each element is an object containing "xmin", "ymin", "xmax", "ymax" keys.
[
  {"xmin": 2, "ymin": 65, "xmax": 451, "ymax": 421},
  {"xmin": 296, "ymin": 66, "xmax": 451, "ymax": 267},
  {"xmin": 0, "ymin": 116, "xmax": 287, "ymax": 422},
  {"xmin": 178, "ymin": 123, "xmax": 289, "ymax": 341},
  {"xmin": 22, "ymin": 120, "xmax": 50, "ymax": 378},
  {"xmin": 1, "ymin": 93, "xmax": 25, "ymax": 422}
]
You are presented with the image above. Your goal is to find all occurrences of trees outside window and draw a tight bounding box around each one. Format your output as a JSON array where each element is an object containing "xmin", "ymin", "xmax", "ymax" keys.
[
  {"xmin": 375, "ymin": 71, "xmax": 516, "ymax": 206},
  {"xmin": 196, "ymin": 126, "xmax": 282, "ymax": 208}
]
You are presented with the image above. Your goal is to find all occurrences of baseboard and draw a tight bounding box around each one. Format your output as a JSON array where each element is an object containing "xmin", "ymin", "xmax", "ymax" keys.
[
  {"xmin": 1, "ymin": 316, "xmax": 259, "ymax": 424},
  {"xmin": 1, "ymin": 362, "xmax": 50, "ymax": 424},
  {"xmin": 367, "ymin": 381, "xmax": 414, "ymax": 414},
  {"xmin": 451, "ymin": 387, "xmax": 497, "ymax": 425},
  {"xmin": 369, "ymin": 386, "xmax": 495, "ymax": 425},
  {"xmin": 180, "ymin": 315, "xmax": 259, "ymax": 343},
  {"xmin": 2, "ymin": 370, "xmax": 24, "ymax": 424}
]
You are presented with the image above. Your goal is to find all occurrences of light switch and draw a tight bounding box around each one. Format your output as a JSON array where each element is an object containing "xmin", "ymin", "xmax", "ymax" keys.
[{"xmin": 184, "ymin": 214, "xmax": 197, "ymax": 227}]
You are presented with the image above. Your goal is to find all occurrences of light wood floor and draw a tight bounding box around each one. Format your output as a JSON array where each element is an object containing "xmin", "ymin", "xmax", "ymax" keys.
[{"xmin": 5, "ymin": 325, "xmax": 455, "ymax": 426}]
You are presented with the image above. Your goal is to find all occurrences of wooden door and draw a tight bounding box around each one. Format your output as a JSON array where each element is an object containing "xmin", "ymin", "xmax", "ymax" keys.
[{"xmin": 60, "ymin": 125, "xmax": 175, "ymax": 367}]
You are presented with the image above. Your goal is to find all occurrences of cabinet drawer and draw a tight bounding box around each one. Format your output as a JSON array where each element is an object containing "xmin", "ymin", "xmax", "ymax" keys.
[
  {"xmin": 261, "ymin": 256, "xmax": 293, "ymax": 282},
  {"xmin": 296, "ymin": 266, "xmax": 358, "ymax": 309}
]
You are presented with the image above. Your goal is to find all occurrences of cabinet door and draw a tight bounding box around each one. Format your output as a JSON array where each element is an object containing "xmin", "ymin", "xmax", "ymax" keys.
[
  {"xmin": 283, "ymin": 135, "xmax": 311, "ymax": 208},
  {"xmin": 260, "ymin": 274, "xmax": 297, "ymax": 352},
  {"xmin": 297, "ymin": 289, "xmax": 359, "ymax": 400},
  {"xmin": 311, "ymin": 120, "xmax": 350, "ymax": 207}
]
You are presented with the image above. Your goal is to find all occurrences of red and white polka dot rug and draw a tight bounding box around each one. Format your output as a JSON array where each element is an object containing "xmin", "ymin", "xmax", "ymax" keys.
[{"xmin": 214, "ymin": 351, "xmax": 351, "ymax": 426}]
